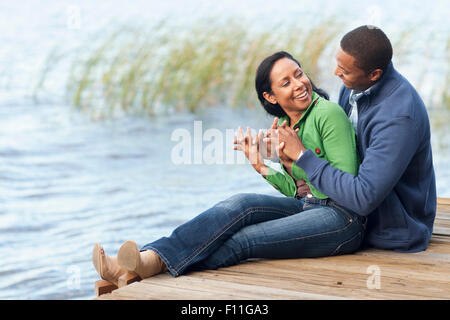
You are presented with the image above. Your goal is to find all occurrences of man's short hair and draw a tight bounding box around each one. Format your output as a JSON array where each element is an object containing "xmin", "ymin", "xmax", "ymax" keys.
[{"xmin": 340, "ymin": 25, "xmax": 393, "ymax": 74}]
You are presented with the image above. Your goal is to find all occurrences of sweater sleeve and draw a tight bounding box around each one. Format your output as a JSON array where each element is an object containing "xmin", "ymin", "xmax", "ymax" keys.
[
  {"xmin": 295, "ymin": 116, "xmax": 419, "ymax": 216},
  {"xmin": 264, "ymin": 166, "xmax": 297, "ymax": 198}
]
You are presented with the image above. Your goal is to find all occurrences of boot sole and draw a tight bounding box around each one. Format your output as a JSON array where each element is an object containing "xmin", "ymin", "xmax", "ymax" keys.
[{"xmin": 117, "ymin": 240, "xmax": 141, "ymax": 276}]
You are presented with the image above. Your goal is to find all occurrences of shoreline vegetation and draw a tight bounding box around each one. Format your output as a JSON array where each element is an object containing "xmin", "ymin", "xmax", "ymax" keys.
[{"xmin": 34, "ymin": 17, "xmax": 449, "ymax": 123}]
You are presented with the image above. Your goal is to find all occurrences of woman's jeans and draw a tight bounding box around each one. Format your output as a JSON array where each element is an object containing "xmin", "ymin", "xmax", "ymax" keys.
[{"xmin": 141, "ymin": 193, "xmax": 367, "ymax": 277}]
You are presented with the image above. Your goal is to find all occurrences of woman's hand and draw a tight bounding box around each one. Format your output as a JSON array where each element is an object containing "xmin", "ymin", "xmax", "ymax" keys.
[
  {"xmin": 259, "ymin": 117, "xmax": 279, "ymax": 161},
  {"xmin": 261, "ymin": 117, "xmax": 302, "ymax": 162},
  {"xmin": 233, "ymin": 126, "xmax": 267, "ymax": 174}
]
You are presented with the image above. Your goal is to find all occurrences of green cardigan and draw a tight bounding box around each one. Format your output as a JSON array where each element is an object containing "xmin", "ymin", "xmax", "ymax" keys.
[{"xmin": 264, "ymin": 91, "xmax": 359, "ymax": 199}]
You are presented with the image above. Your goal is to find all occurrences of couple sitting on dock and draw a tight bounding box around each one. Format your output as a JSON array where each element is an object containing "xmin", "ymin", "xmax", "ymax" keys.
[{"xmin": 92, "ymin": 25, "xmax": 436, "ymax": 288}]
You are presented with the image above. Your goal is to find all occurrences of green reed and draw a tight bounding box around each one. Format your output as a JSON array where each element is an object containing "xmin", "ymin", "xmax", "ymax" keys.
[
  {"xmin": 52, "ymin": 17, "xmax": 344, "ymax": 119},
  {"xmin": 36, "ymin": 17, "xmax": 447, "ymax": 120}
]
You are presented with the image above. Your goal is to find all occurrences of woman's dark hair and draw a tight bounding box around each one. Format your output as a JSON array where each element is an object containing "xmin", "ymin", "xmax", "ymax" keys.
[{"xmin": 255, "ymin": 51, "xmax": 329, "ymax": 118}]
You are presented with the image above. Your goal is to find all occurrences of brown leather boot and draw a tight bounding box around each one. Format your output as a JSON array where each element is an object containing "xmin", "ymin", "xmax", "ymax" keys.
[
  {"xmin": 92, "ymin": 243, "xmax": 135, "ymax": 287},
  {"xmin": 117, "ymin": 240, "xmax": 167, "ymax": 279}
]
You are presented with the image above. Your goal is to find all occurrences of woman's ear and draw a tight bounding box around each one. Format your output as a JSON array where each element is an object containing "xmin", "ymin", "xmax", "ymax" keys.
[{"xmin": 263, "ymin": 92, "xmax": 277, "ymax": 105}]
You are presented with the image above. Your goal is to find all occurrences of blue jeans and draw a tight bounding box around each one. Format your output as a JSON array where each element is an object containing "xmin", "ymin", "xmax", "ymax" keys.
[{"xmin": 141, "ymin": 193, "xmax": 367, "ymax": 277}]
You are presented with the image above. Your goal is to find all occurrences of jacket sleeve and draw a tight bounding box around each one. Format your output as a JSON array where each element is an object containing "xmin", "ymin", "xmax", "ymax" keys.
[
  {"xmin": 295, "ymin": 116, "xmax": 419, "ymax": 216},
  {"xmin": 264, "ymin": 166, "xmax": 297, "ymax": 198}
]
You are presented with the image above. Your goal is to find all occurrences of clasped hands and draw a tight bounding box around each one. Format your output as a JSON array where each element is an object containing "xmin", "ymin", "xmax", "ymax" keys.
[
  {"xmin": 233, "ymin": 117, "xmax": 306, "ymax": 170},
  {"xmin": 233, "ymin": 117, "xmax": 309, "ymax": 196}
]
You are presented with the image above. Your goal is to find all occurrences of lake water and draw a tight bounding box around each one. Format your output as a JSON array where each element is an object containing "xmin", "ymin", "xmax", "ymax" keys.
[{"xmin": 0, "ymin": 0, "xmax": 449, "ymax": 299}]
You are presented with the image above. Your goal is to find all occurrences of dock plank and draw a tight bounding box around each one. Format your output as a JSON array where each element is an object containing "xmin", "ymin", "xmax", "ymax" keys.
[
  {"xmin": 193, "ymin": 262, "xmax": 449, "ymax": 300},
  {"xmin": 95, "ymin": 198, "xmax": 450, "ymax": 300}
]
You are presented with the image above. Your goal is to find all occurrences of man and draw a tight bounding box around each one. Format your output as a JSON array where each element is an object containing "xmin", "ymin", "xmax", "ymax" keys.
[{"xmin": 276, "ymin": 25, "xmax": 436, "ymax": 253}]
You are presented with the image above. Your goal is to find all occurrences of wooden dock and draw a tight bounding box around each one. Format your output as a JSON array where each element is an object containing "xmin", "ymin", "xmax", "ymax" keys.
[{"xmin": 95, "ymin": 198, "xmax": 450, "ymax": 300}]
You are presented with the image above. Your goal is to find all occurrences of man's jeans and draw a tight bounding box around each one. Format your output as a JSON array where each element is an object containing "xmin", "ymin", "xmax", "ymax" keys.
[{"xmin": 141, "ymin": 193, "xmax": 367, "ymax": 277}]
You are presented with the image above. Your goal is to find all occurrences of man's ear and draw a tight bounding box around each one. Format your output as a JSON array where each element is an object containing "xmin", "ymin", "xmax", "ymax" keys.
[
  {"xmin": 369, "ymin": 69, "xmax": 383, "ymax": 82},
  {"xmin": 263, "ymin": 92, "xmax": 277, "ymax": 105}
]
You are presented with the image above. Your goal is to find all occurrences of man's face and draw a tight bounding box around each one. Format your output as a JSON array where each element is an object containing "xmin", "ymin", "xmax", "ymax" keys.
[{"xmin": 334, "ymin": 47, "xmax": 374, "ymax": 91}]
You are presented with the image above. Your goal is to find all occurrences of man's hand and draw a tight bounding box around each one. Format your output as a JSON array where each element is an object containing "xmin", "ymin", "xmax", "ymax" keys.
[
  {"xmin": 296, "ymin": 179, "xmax": 312, "ymax": 198},
  {"xmin": 276, "ymin": 123, "xmax": 306, "ymax": 161}
]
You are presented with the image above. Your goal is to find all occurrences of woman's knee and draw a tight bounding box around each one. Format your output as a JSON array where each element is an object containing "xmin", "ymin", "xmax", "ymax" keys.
[{"xmin": 215, "ymin": 193, "xmax": 259, "ymax": 212}]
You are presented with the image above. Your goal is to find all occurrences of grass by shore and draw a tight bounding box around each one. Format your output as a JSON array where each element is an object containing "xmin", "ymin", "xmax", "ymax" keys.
[
  {"xmin": 36, "ymin": 17, "xmax": 345, "ymax": 118},
  {"xmin": 34, "ymin": 17, "xmax": 449, "ymax": 120}
]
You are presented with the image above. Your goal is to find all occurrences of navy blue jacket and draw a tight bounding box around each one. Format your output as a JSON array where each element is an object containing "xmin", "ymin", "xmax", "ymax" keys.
[{"xmin": 296, "ymin": 62, "xmax": 436, "ymax": 252}]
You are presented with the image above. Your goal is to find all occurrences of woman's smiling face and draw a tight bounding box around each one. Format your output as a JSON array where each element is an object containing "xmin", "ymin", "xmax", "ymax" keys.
[{"xmin": 263, "ymin": 57, "xmax": 313, "ymax": 114}]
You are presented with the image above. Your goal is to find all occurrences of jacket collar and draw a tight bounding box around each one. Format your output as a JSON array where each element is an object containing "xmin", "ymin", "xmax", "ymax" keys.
[{"xmin": 354, "ymin": 61, "xmax": 399, "ymax": 105}]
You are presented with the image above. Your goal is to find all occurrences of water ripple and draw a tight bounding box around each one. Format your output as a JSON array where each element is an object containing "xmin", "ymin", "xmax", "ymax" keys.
[{"xmin": 0, "ymin": 0, "xmax": 449, "ymax": 301}]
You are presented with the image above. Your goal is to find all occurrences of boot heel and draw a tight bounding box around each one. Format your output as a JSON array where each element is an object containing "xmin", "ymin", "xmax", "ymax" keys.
[
  {"xmin": 94, "ymin": 279, "xmax": 118, "ymax": 296},
  {"xmin": 117, "ymin": 240, "xmax": 140, "ymax": 273},
  {"xmin": 118, "ymin": 273, "xmax": 141, "ymax": 288}
]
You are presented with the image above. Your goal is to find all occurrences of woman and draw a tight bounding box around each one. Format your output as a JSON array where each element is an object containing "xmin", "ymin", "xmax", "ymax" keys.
[{"xmin": 92, "ymin": 51, "xmax": 367, "ymax": 286}]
